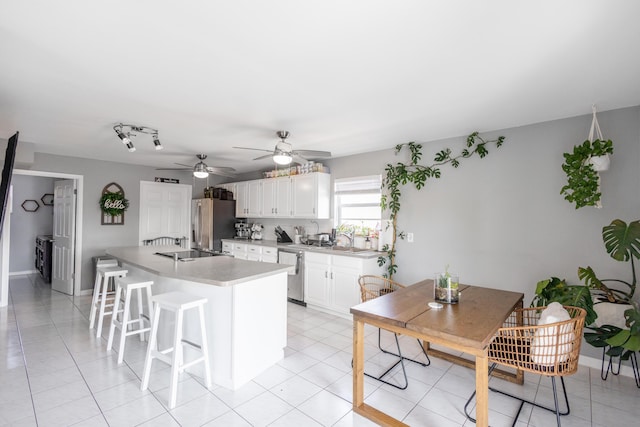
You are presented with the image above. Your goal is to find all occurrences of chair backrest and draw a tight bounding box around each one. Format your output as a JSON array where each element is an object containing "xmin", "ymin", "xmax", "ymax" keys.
[
  {"xmin": 357, "ymin": 275, "xmax": 405, "ymax": 303},
  {"xmin": 142, "ymin": 236, "xmax": 188, "ymax": 248},
  {"xmin": 489, "ymin": 305, "xmax": 586, "ymax": 376}
]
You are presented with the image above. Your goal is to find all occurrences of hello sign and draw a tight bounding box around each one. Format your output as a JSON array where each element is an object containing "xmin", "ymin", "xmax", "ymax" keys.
[{"xmin": 100, "ymin": 182, "xmax": 128, "ymax": 225}]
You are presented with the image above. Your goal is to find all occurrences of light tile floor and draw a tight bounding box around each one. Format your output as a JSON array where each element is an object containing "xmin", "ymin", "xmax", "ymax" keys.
[{"xmin": 2, "ymin": 273, "xmax": 639, "ymax": 426}]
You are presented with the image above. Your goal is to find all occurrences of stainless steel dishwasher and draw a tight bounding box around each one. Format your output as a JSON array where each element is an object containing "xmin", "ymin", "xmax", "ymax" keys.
[{"xmin": 278, "ymin": 248, "xmax": 306, "ymax": 306}]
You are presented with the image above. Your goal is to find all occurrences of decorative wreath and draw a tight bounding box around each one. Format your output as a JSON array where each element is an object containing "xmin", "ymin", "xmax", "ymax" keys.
[{"xmin": 99, "ymin": 192, "xmax": 129, "ymax": 216}]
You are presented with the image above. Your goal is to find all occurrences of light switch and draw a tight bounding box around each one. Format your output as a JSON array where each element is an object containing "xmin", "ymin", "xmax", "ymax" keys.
[{"xmin": 407, "ymin": 233, "xmax": 414, "ymax": 243}]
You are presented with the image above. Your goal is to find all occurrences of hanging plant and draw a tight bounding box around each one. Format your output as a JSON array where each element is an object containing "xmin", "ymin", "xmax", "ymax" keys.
[
  {"xmin": 560, "ymin": 139, "xmax": 613, "ymax": 209},
  {"xmin": 99, "ymin": 192, "xmax": 129, "ymax": 216},
  {"xmin": 379, "ymin": 132, "xmax": 505, "ymax": 278},
  {"xmin": 560, "ymin": 106, "xmax": 614, "ymax": 209}
]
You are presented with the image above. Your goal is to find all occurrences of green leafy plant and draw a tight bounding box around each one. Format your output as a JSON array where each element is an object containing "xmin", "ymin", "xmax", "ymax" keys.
[
  {"xmin": 99, "ymin": 192, "xmax": 129, "ymax": 216},
  {"xmin": 531, "ymin": 277, "xmax": 597, "ymax": 325},
  {"xmin": 560, "ymin": 139, "xmax": 613, "ymax": 209},
  {"xmin": 585, "ymin": 305, "xmax": 640, "ymax": 360},
  {"xmin": 578, "ymin": 219, "xmax": 639, "ymax": 303},
  {"xmin": 379, "ymin": 132, "xmax": 505, "ymax": 278}
]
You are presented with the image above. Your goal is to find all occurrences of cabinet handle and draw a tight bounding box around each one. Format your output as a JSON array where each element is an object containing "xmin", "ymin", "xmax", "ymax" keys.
[
  {"xmin": 325, "ymin": 271, "xmax": 328, "ymax": 278},
  {"xmin": 330, "ymin": 272, "xmax": 333, "ymax": 279}
]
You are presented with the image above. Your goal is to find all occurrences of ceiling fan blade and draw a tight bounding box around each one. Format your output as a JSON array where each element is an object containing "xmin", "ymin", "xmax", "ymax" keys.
[
  {"xmin": 252, "ymin": 153, "xmax": 274, "ymax": 161},
  {"xmin": 206, "ymin": 169, "xmax": 237, "ymax": 178},
  {"xmin": 233, "ymin": 146, "xmax": 273, "ymax": 153},
  {"xmin": 206, "ymin": 166, "xmax": 236, "ymax": 172},
  {"xmin": 292, "ymin": 149, "xmax": 331, "ymax": 158},
  {"xmin": 155, "ymin": 167, "xmax": 191, "ymax": 171},
  {"xmin": 174, "ymin": 162, "xmax": 193, "ymax": 168}
]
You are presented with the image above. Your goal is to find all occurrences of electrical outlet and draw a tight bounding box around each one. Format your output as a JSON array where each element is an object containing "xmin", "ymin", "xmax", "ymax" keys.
[{"xmin": 407, "ymin": 232, "xmax": 414, "ymax": 243}]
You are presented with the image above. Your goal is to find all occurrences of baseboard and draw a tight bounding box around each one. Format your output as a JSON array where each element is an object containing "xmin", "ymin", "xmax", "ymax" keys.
[
  {"xmin": 77, "ymin": 289, "xmax": 93, "ymax": 297},
  {"xmin": 9, "ymin": 270, "xmax": 36, "ymax": 276},
  {"xmin": 579, "ymin": 354, "xmax": 637, "ymax": 379}
]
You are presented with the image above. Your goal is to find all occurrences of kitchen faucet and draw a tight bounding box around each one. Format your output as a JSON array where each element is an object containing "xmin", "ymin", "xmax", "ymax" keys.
[{"xmin": 338, "ymin": 230, "xmax": 354, "ymax": 249}]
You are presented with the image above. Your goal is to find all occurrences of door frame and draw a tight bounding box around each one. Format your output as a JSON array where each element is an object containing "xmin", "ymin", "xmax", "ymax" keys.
[{"xmin": 12, "ymin": 169, "xmax": 83, "ymax": 295}]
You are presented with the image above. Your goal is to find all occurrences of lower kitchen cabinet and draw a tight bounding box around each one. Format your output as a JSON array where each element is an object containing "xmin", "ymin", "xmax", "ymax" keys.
[{"xmin": 304, "ymin": 251, "xmax": 382, "ymax": 317}]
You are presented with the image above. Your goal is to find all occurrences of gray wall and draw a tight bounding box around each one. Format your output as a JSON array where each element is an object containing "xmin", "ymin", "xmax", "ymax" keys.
[
  {"xmin": 9, "ymin": 175, "xmax": 55, "ymax": 272},
  {"xmin": 28, "ymin": 153, "xmax": 192, "ymax": 292},
  {"xmin": 325, "ymin": 106, "xmax": 640, "ymax": 358}
]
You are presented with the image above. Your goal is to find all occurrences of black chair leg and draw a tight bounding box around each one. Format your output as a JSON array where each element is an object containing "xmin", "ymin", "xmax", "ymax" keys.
[
  {"xmin": 377, "ymin": 328, "xmax": 431, "ymax": 367},
  {"xmin": 360, "ymin": 331, "xmax": 409, "ymax": 389},
  {"xmin": 464, "ymin": 365, "xmax": 570, "ymax": 427},
  {"xmin": 630, "ymin": 351, "xmax": 640, "ymax": 388}
]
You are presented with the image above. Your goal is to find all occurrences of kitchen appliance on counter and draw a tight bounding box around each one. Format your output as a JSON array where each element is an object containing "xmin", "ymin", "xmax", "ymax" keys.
[
  {"xmin": 251, "ymin": 223, "xmax": 263, "ymax": 240},
  {"xmin": 275, "ymin": 226, "xmax": 293, "ymax": 243},
  {"xmin": 235, "ymin": 221, "xmax": 251, "ymax": 239},
  {"xmin": 192, "ymin": 198, "xmax": 236, "ymax": 252},
  {"xmin": 278, "ymin": 248, "xmax": 305, "ymax": 305}
]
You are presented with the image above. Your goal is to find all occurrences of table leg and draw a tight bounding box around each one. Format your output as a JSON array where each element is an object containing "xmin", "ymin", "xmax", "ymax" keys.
[
  {"xmin": 353, "ymin": 319, "xmax": 364, "ymax": 409},
  {"xmin": 475, "ymin": 353, "xmax": 489, "ymax": 427}
]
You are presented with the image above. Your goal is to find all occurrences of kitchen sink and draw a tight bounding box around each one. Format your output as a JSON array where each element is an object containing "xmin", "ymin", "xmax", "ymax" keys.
[{"xmin": 326, "ymin": 246, "xmax": 370, "ymax": 253}]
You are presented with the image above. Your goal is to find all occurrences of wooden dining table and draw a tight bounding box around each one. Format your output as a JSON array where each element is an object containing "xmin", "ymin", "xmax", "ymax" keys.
[{"xmin": 351, "ymin": 279, "xmax": 524, "ymax": 427}]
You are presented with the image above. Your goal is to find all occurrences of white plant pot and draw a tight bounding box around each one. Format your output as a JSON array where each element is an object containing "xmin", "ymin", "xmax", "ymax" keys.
[
  {"xmin": 592, "ymin": 302, "xmax": 632, "ymax": 329},
  {"xmin": 589, "ymin": 154, "xmax": 610, "ymax": 172}
]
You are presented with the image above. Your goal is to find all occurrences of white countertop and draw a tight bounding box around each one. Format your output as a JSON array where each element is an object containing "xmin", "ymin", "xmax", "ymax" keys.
[
  {"xmin": 106, "ymin": 245, "xmax": 293, "ymax": 287},
  {"xmin": 222, "ymin": 239, "xmax": 382, "ymax": 259}
]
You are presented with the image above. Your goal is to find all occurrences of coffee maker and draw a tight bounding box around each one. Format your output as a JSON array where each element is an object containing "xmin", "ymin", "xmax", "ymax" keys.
[{"xmin": 234, "ymin": 221, "xmax": 251, "ymax": 239}]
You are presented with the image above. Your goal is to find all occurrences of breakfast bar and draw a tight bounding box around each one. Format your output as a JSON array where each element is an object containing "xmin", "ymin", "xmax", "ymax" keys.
[{"xmin": 107, "ymin": 245, "xmax": 292, "ymax": 390}]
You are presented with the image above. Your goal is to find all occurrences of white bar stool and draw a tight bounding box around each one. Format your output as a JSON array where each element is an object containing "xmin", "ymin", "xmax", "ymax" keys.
[
  {"xmin": 106, "ymin": 277, "xmax": 154, "ymax": 364},
  {"xmin": 141, "ymin": 291, "xmax": 211, "ymax": 409},
  {"xmin": 89, "ymin": 265, "xmax": 128, "ymax": 337}
]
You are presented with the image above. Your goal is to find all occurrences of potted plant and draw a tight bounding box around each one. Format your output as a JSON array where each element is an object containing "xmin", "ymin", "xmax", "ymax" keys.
[
  {"xmin": 560, "ymin": 138, "xmax": 613, "ymax": 209},
  {"xmin": 579, "ymin": 219, "xmax": 639, "ymax": 320},
  {"xmin": 531, "ymin": 276, "xmax": 597, "ymax": 325}
]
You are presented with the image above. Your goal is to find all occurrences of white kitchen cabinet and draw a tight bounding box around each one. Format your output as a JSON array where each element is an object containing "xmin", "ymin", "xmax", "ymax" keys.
[
  {"xmin": 235, "ymin": 180, "xmax": 262, "ymax": 217},
  {"xmin": 261, "ymin": 246, "xmax": 278, "ymax": 263},
  {"xmin": 291, "ymin": 173, "xmax": 330, "ymax": 219},
  {"xmin": 222, "ymin": 241, "xmax": 233, "ymax": 254},
  {"xmin": 232, "ymin": 242, "xmax": 248, "ymax": 260},
  {"xmin": 247, "ymin": 244, "xmax": 262, "ymax": 261},
  {"xmin": 262, "ymin": 177, "xmax": 291, "ymax": 218},
  {"xmin": 304, "ymin": 251, "xmax": 382, "ymax": 317}
]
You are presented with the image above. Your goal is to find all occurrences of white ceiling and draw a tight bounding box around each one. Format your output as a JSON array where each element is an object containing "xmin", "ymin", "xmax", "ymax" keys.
[{"xmin": 1, "ymin": 1, "xmax": 639, "ymax": 174}]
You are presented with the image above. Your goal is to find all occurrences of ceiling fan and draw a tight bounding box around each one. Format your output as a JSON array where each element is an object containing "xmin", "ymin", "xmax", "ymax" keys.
[
  {"xmin": 233, "ymin": 131, "xmax": 331, "ymax": 165},
  {"xmin": 156, "ymin": 154, "xmax": 237, "ymax": 179}
]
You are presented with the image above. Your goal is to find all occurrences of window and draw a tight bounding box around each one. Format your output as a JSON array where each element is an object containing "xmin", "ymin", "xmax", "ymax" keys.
[{"xmin": 333, "ymin": 175, "xmax": 382, "ymax": 235}]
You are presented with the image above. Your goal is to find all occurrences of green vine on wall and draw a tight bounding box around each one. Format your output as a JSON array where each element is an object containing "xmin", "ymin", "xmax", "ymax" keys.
[{"xmin": 379, "ymin": 132, "xmax": 505, "ymax": 278}]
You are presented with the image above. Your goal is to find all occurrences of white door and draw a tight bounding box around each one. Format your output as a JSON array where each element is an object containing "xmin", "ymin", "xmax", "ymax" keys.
[
  {"xmin": 139, "ymin": 181, "xmax": 191, "ymax": 244},
  {"xmin": 52, "ymin": 179, "xmax": 76, "ymax": 295}
]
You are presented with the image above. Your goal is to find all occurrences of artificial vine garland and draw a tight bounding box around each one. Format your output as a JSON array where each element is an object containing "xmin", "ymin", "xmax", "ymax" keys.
[
  {"xmin": 379, "ymin": 132, "xmax": 505, "ymax": 278},
  {"xmin": 99, "ymin": 192, "xmax": 129, "ymax": 216}
]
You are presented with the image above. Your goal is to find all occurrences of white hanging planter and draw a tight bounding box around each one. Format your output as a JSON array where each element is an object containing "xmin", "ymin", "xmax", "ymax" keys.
[{"xmin": 590, "ymin": 154, "xmax": 611, "ymax": 172}]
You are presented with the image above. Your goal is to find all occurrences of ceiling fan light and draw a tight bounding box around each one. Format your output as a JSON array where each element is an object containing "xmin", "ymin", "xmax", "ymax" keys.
[
  {"xmin": 193, "ymin": 162, "xmax": 209, "ymax": 178},
  {"xmin": 273, "ymin": 151, "xmax": 292, "ymax": 165}
]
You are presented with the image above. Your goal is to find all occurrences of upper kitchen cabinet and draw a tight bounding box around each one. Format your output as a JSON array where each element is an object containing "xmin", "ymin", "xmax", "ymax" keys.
[
  {"xmin": 235, "ymin": 180, "xmax": 262, "ymax": 218},
  {"xmin": 291, "ymin": 173, "xmax": 330, "ymax": 219},
  {"xmin": 262, "ymin": 177, "xmax": 291, "ymax": 218}
]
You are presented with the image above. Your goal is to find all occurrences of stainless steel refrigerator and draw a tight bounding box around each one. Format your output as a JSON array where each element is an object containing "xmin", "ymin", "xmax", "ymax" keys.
[{"xmin": 191, "ymin": 198, "xmax": 236, "ymax": 252}]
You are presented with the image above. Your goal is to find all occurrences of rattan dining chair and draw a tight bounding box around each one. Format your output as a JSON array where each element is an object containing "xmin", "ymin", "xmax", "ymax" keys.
[
  {"xmin": 464, "ymin": 305, "xmax": 586, "ymax": 427},
  {"xmin": 357, "ymin": 275, "xmax": 431, "ymax": 389}
]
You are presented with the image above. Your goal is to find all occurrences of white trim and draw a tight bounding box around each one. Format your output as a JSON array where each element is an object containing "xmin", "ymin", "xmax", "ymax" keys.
[
  {"xmin": 13, "ymin": 169, "xmax": 84, "ymax": 296},
  {"xmin": 10, "ymin": 270, "xmax": 36, "ymax": 276}
]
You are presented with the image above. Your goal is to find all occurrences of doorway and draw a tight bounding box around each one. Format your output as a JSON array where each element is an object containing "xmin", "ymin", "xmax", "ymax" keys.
[{"xmin": 9, "ymin": 170, "xmax": 83, "ymax": 295}]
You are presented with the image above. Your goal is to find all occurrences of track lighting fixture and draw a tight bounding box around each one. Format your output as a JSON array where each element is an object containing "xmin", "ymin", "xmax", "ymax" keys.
[{"xmin": 113, "ymin": 123, "xmax": 163, "ymax": 151}]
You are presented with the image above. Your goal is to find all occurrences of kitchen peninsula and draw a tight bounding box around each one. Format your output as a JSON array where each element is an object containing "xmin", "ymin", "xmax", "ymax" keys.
[{"xmin": 106, "ymin": 245, "xmax": 292, "ymax": 390}]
